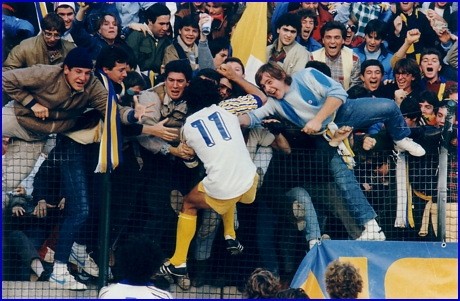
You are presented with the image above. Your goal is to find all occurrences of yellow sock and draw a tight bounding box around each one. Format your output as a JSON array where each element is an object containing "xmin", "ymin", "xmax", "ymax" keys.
[
  {"xmin": 222, "ymin": 204, "xmax": 236, "ymax": 239},
  {"xmin": 170, "ymin": 213, "xmax": 197, "ymax": 267}
]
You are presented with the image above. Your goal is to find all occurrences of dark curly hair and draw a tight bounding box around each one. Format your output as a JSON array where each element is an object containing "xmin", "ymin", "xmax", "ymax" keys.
[
  {"xmin": 118, "ymin": 234, "xmax": 165, "ymax": 284},
  {"xmin": 276, "ymin": 287, "xmax": 310, "ymax": 299},
  {"xmin": 244, "ymin": 268, "xmax": 281, "ymax": 299},
  {"xmin": 325, "ymin": 260, "xmax": 363, "ymax": 299},
  {"xmin": 185, "ymin": 76, "xmax": 221, "ymax": 114}
]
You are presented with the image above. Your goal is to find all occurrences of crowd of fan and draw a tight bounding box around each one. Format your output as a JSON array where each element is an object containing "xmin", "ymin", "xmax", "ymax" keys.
[{"xmin": 2, "ymin": 1, "xmax": 458, "ymax": 297}]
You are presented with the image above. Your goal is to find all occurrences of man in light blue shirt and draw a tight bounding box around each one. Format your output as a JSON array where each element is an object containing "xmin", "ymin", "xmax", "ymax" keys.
[{"xmin": 238, "ymin": 62, "xmax": 426, "ymax": 241}]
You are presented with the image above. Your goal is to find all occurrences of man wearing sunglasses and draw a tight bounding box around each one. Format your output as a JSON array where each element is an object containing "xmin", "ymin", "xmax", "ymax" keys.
[
  {"xmin": 343, "ymin": 16, "xmax": 364, "ymax": 48},
  {"xmin": 3, "ymin": 12, "xmax": 75, "ymax": 71}
]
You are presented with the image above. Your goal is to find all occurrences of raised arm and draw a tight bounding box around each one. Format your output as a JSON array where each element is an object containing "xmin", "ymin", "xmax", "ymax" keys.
[{"xmin": 217, "ymin": 64, "xmax": 268, "ymax": 104}]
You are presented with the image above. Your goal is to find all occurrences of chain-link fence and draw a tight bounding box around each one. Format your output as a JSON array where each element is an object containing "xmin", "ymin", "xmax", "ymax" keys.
[{"xmin": 2, "ymin": 131, "xmax": 457, "ymax": 298}]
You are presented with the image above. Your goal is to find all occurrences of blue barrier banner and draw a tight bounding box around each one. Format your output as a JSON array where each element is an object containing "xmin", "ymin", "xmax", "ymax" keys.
[{"xmin": 291, "ymin": 241, "xmax": 458, "ymax": 299}]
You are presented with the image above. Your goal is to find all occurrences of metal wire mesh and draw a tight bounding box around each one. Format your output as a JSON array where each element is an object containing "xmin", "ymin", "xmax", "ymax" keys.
[{"xmin": 2, "ymin": 134, "xmax": 457, "ymax": 298}]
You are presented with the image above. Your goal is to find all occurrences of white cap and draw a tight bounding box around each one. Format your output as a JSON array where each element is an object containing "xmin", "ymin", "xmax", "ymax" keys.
[{"xmin": 55, "ymin": 2, "xmax": 76, "ymax": 12}]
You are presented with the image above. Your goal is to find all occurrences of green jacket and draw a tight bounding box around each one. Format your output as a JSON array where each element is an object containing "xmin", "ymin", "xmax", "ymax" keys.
[{"xmin": 126, "ymin": 31, "xmax": 171, "ymax": 73}]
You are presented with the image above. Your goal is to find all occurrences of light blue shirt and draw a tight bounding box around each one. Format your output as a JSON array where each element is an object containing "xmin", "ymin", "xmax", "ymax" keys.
[
  {"xmin": 116, "ymin": 2, "xmax": 155, "ymax": 27},
  {"xmin": 248, "ymin": 68, "xmax": 348, "ymax": 131}
]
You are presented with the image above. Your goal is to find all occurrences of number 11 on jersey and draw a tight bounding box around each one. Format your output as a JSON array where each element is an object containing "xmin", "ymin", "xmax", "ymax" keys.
[{"xmin": 191, "ymin": 111, "xmax": 232, "ymax": 147}]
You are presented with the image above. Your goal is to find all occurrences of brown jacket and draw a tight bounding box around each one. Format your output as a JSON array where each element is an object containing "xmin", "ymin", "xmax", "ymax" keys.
[
  {"xmin": 2, "ymin": 64, "xmax": 132, "ymax": 136},
  {"xmin": 2, "ymin": 35, "xmax": 75, "ymax": 72}
]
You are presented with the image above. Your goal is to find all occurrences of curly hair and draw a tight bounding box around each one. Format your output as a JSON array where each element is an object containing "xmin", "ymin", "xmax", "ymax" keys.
[
  {"xmin": 276, "ymin": 287, "xmax": 310, "ymax": 299},
  {"xmin": 118, "ymin": 234, "xmax": 165, "ymax": 284},
  {"xmin": 244, "ymin": 268, "xmax": 281, "ymax": 299},
  {"xmin": 325, "ymin": 260, "xmax": 363, "ymax": 299},
  {"xmin": 184, "ymin": 76, "xmax": 221, "ymax": 114}
]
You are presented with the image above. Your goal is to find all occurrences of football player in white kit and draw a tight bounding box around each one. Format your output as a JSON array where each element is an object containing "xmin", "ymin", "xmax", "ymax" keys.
[{"xmin": 158, "ymin": 77, "xmax": 259, "ymax": 279}]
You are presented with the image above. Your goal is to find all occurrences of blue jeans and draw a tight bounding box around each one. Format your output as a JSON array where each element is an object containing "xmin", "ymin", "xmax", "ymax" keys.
[
  {"xmin": 326, "ymin": 97, "xmax": 407, "ymax": 226},
  {"xmin": 45, "ymin": 136, "xmax": 90, "ymax": 263},
  {"xmin": 194, "ymin": 209, "xmax": 221, "ymax": 261},
  {"xmin": 335, "ymin": 97, "xmax": 410, "ymax": 141},
  {"xmin": 285, "ymin": 187, "xmax": 321, "ymax": 242},
  {"xmin": 329, "ymin": 153, "xmax": 377, "ymax": 226}
]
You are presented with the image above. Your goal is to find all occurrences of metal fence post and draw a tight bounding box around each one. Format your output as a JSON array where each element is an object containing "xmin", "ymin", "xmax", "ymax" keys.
[
  {"xmin": 97, "ymin": 172, "xmax": 112, "ymax": 291},
  {"xmin": 437, "ymin": 100, "xmax": 457, "ymax": 243}
]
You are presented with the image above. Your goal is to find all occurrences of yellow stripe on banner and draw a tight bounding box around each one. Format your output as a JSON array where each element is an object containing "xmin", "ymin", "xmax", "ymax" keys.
[
  {"xmin": 406, "ymin": 161, "xmax": 415, "ymax": 228},
  {"xmin": 38, "ymin": 2, "xmax": 48, "ymax": 18},
  {"xmin": 300, "ymin": 270, "xmax": 326, "ymax": 299},
  {"xmin": 339, "ymin": 257, "xmax": 369, "ymax": 299}
]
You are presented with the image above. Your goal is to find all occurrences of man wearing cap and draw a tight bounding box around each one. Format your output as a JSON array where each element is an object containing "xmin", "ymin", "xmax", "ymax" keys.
[
  {"xmin": 55, "ymin": 2, "xmax": 76, "ymax": 43},
  {"xmin": 2, "ymin": 47, "xmax": 147, "ymax": 216},
  {"xmin": 2, "ymin": 12, "xmax": 75, "ymax": 71}
]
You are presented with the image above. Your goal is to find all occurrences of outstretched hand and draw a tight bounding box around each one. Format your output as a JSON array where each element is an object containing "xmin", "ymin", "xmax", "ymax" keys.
[
  {"xmin": 146, "ymin": 118, "xmax": 179, "ymax": 141},
  {"xmin": 132, "ymin": 95, "xmax": 155, "ymax": 122}
]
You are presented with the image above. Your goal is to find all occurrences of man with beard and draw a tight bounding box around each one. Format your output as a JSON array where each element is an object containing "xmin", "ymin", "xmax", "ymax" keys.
[{"xmin": 2, "ymin": 12, "xmax": 75, "ymax": 71}]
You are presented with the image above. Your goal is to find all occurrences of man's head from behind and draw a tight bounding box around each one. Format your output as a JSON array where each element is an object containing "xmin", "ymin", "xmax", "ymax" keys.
[
  {"xmin": 360, "ymin": 59, "xmax": 384, "ymax": 92},
  {"xmin": 64, "ymin": 47, "xmax": 94, "ymax": 91},
  {"xmin": 255, "ymin": 62, "xmax": 292, "ymax": 100},
  {"xmin": 276, "ymin": 13, "xmax": 301, "ymax": 47},
  {"xmin": 185, "ymin": 76, "xmax": 221, "ymax": 114},
  {"xmin": 325, "ymin": 260, "xmax": 363, "ymax": 299},
  {"xmin": 244, "ymin": 268, "xmax": 281, "ymax": 299},
  {"xmin": 164, "ymin": 60, "xmax": 193, "ymax": 101},
  {"xmin": 119, "ymin": 234, "xmax": 165, "ymax": 284},
  {"xmin": 145, "ymin": 3, "xmax": 171, "ymax": 38},
  {"xmin": 95, "ymin": 46, "xmax": 129, "ymax": 84},
  {"xmin": 55, "ymin": 2, "xmax": 75, "ymax": 31},
  {"xmin": 41, "ymin": 13, "xmax": 66, "ymax": 48}
]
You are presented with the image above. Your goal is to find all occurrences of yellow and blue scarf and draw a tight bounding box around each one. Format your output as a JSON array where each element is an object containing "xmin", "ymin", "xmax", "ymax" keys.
[{"xmin": 94, "ymin": 70, "xmax": 123, "ymax": 173}]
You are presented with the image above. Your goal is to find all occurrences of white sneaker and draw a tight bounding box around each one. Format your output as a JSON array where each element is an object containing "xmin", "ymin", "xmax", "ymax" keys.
[
  {"xmin": 394, "ymin": 138, "xmax": 426, "ymax": 157},
  {"xmin": 357, "ymin": 219, "xmax": 386, "ymax": 241},
  {"xmin": 69, "ymin": 250, "xmax": 99, "ymax": 277},
  {"xmin": 49, "ymin": 271, "xmax": 87, "ymax": 290}
]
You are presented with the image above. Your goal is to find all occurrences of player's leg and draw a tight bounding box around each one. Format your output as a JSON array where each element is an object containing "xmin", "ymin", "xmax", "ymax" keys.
[{"xmin": 161, "ymin": 183, "xmax": 211, "ymax": 276}]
